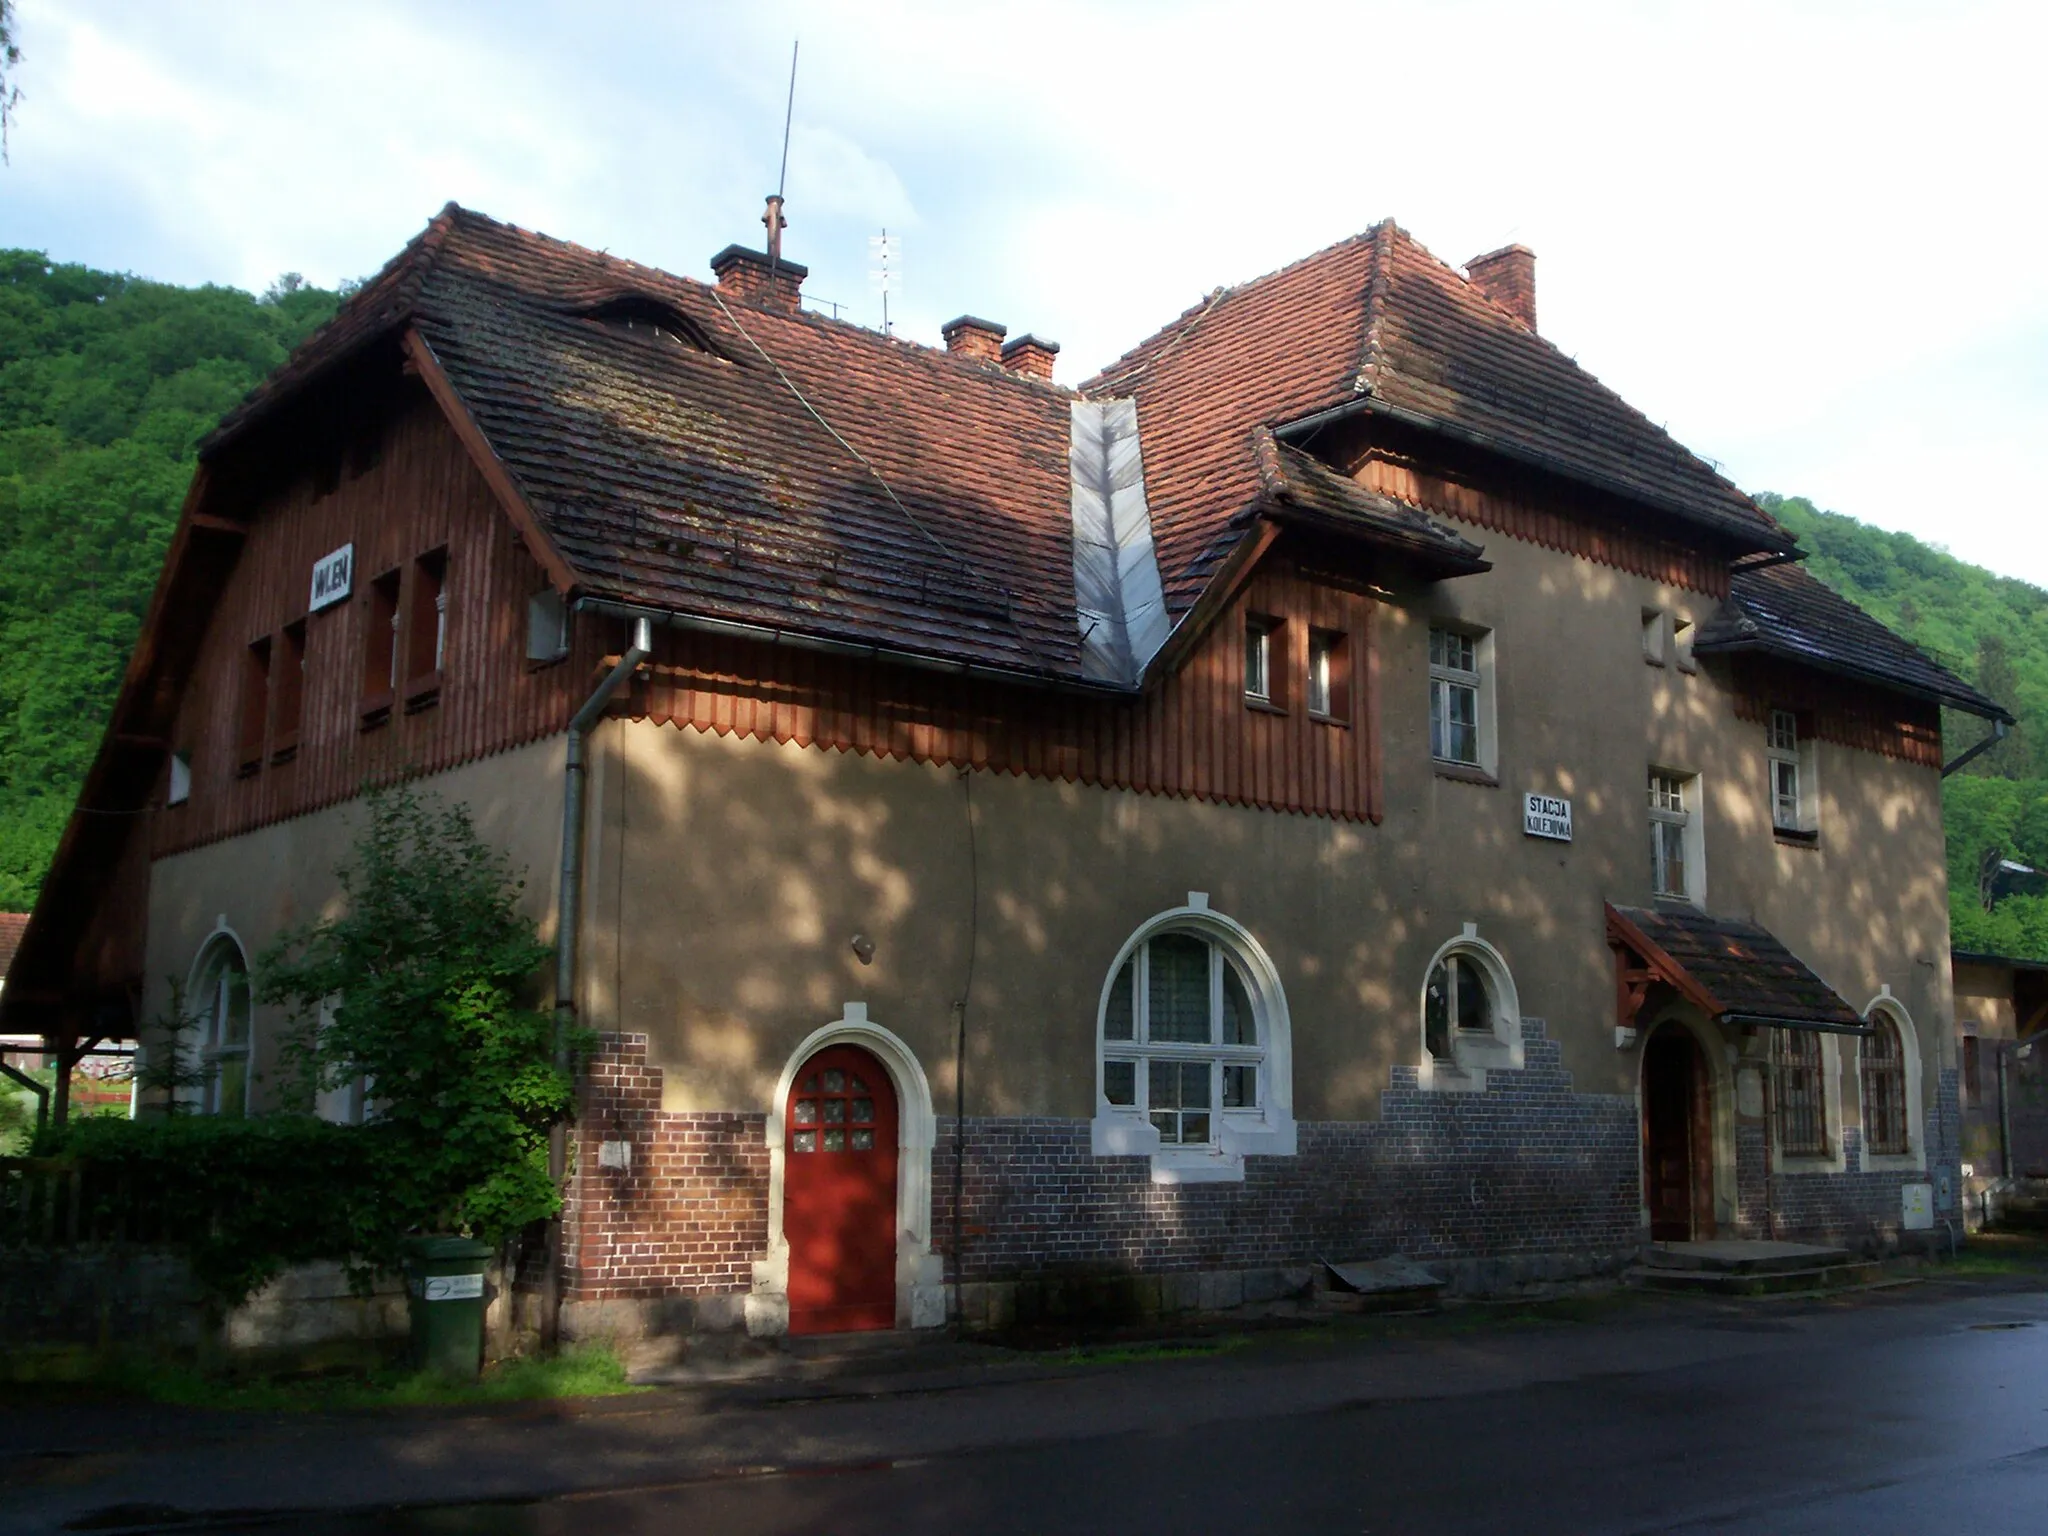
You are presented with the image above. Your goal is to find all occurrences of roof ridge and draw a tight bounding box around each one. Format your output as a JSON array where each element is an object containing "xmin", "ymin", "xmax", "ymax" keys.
[
  {"xmin": 445, "ymin": 208, "xmax": 1076, "ymax": 398},
  {"xmin": 1354, "ymin": 218, "xmax": 1397, "ymax": 396},
  {"xmin": 1372, "ymin": 223, "xmax": 1779, "ymax": 532},
  {"xmin": 1081, "ymin": 225, "xmax": 1388, "ymax": 396}
]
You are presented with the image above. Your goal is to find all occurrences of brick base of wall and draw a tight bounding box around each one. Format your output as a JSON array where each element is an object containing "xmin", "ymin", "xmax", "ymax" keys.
[
  {"xmin": 1730, "ymin": 1068, "xmax": 1962, "ymax": 1251},
  {"xmin": 568, "ymin": 1021, "xmax": 1653, "ymax": 1324},
  {"xmin": 564, "ymin": 1035, "xmax": 769, "ymax": 1304},
  {"xmin": 931, "ymin": 1021, "xmax": 1641, "ymax": 1286}
]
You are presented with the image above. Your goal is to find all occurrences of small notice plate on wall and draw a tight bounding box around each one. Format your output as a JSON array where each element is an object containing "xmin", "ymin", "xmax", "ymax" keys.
[
  {"xmin": 1524, "ymin": 793, "xmax": 1572, "ymax": 842},
  {"xmin": 309, "ymin": 543, "xmax": 354, "ymax": 612}
]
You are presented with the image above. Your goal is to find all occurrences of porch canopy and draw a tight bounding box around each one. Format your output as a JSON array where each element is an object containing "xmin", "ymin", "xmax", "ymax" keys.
[{"xmin": 1607, "ymin": 903, "xmax": 1871, "ymax": 1037}]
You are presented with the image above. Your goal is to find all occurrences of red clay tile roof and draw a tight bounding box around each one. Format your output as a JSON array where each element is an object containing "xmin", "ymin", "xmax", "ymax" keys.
[
  {"xmin": 213, "ymin": 206, "xmax": 1087, "ymax": 681},
  {"xmin": 204, "ymin": 206, "xmax": 1489, "ymax": 686},
  {"xmin": 0, "ymin": 912, "xmax": 27, "ymax": 979},
  {"xmin": 1610, "ymin": 904, "xmax": 1866, "ymax": 1032},
  {"xmin": 1086, "ymin": 221, "xmax": 1794, "ymax": 613},
  {"xmin": 1697, "ymin": 561, "xmax": 2008, "ymax": 721}
]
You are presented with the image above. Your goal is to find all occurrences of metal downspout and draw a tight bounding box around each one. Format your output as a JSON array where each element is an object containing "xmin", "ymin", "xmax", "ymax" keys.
[{"xmin": 542, "ymin": 614, "xmax": 651, "ymax": 1349}]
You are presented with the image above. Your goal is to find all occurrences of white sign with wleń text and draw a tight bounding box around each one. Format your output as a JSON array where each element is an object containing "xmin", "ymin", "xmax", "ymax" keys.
[{"xmin": 309, "ymin": 543, "xmax": 354, "ymax": 613}]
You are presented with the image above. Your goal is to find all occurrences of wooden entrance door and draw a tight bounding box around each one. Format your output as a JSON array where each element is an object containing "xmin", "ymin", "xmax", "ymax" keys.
[
  {"xmin": 1643, "ymin": 1025, "xmax": 1713, "ymax": 1242},
  {"xmin": 784, "ymin": 1044, "xmax": 899, "ymax": 1334}
]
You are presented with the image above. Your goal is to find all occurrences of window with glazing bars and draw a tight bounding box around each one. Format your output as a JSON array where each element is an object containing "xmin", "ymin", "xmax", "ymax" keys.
[
  {"xmin": 1861, "ymin": 1017, "xmax": 1910, "ymax": 1155},
  {"xmin": 1649, "ymin": 771, "xmax": 1691, "ymax": 898},
  {"xmin": 1244, "ymin": 615, "xmax": 1280, "ymax": 705},
  {"xmin": 1767, "ymin": 709, "xmax": 1805, "ymax": 831},
  {"xmin": 1429, "ymin": 628, "xmax": 1479, "ymax": 765},
  {"xmin": 1101, "ymin": 932, "xmax": 1262, "ymax": 1145},
  {"xmin": 1774, "ymin": 1027, "xmax": 1829, "ymax": 1157}
]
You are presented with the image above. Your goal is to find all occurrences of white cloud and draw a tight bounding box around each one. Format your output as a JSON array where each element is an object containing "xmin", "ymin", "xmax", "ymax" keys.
[{"xmin": 8, "ymin": 0, "xmax": 2046, "ymax": 578}]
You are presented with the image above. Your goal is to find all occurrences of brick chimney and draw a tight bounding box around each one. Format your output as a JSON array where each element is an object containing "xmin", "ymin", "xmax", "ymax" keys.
[
  {"xmin": 1000, "ymin": 333, "xmax": 1060, "ymax": 383},
  {"xmin": 941, "ymin": 315, "xmax": 1007, "ymax": 364},
  {"xmin": 710, "ymin": 245, "xmax": 807, "ymax": 312},
  {"xmin": 1465, "ymin": 244, "xmax": 1536, "ymax": 331}
]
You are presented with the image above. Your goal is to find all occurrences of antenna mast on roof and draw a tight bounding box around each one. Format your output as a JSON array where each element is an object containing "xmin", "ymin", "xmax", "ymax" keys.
[
  {"xmin": 869, "ymin": 228, "xmax": 900, "ymax": 338},
  {"xmin": 765, "ymin": 39, "xmax": 798, "ymax": 278}
]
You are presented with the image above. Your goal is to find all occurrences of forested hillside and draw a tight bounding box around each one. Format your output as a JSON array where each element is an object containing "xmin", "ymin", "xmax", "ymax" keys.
[
  {"xmin": 1757, "ymin": 494, "xmax": 2048, "ymax": 959},
  {"xmin": 0, "ymin": 251, "xmax": 2043, "ymax": 960},
  {"xmin": 0, "ymin": 253, "xmax": 339, "ymax": 908}
]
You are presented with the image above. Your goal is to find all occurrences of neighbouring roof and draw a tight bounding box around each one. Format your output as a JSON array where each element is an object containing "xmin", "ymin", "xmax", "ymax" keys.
[
  {"xmin": 1697, "ymin": 561, "xmax": 2010, "ymax": 721},
  {"xmin": 1610, "ymin": 904, "xmax": 1868, "ymax": 1033},
  {"xmin": 0, "ymin": 913, "xmax": 26, "ymax": 979},
  {"xmin": 1086, "ymin": 221, "xmax": 1795, "ymax": 612},
  {"xmin": 1952, "ymin": 949, "xmax": 2048, "ymax": 975}
]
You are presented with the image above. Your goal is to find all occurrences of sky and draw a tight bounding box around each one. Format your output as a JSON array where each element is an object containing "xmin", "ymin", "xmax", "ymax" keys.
[{"xmin": 6, "ymin": 0, "xmax": 2045, "ymax": 582}]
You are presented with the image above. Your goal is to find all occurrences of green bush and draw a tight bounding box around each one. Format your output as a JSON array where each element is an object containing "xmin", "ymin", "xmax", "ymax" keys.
[{"xmin": 31, "ymin": 1114, "xmax": 372, "ymax": 1308}]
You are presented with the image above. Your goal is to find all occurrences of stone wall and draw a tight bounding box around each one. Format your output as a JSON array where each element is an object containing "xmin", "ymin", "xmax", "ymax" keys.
[{"xmin": 0, "ymin": 1249, "xmax": 407, "ymax": 1360}]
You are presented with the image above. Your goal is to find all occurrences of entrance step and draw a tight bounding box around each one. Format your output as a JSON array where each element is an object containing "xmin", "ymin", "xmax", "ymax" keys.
[{"xmin": 1631, "ymin": 1240, "xmax": 1883, "ymax": 1296}]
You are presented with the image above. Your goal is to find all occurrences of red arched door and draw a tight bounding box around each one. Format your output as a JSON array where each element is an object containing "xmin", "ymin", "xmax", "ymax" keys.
[{"xmin": 784, "ymin": 1044, "xmax": 899, "ymax": 1334}]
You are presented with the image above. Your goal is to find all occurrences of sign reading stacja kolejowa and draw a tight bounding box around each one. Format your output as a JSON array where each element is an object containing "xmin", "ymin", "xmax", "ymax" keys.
[
  {"xmin": 1524, "ymin": 793, "xmax": 1572, "ymax": 842},
  {"xmin": 310, "ymin": 544, "xmax": 354, "ymax": 613}
]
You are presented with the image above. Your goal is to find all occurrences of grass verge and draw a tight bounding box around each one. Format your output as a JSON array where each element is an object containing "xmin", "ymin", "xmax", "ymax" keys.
[{"xmin": 1, "ymin": 1344, "xmax": 646, "ymax": 1411}]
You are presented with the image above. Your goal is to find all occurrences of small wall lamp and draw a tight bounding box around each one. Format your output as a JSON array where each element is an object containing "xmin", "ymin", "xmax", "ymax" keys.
[{"xmin": 849, "ymin": 933, "xmax": 876, "ymax": 966}]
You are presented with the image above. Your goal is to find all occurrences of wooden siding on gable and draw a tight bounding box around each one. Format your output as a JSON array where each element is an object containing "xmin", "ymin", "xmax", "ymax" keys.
[
  {"xmin": 1729, "ymin": 657, "xmax": 1944, "ymax": 770},
  {"xmin": 1350, "ymin": 446, "xmax": 1733, "ymax": 598},
  {"xmin": 155, "ymin": 392, "xmax": 590, "ymax": 857},
  {"xmin": 634, "ymin": 559, "xmax": 1384, "ymax": 822}
]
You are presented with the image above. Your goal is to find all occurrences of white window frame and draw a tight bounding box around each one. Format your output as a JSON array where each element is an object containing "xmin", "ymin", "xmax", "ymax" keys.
[
  {"xmin": 1244, "ymin": 615, "xmax": 1278, "ymax": 705},
  {"xmin": 1649, "ymin": 768, "xmax": 1705, "ymax": 905},
  {"xmin": 184, "ymin": 929, "xmax": 253, "ymax": 1117},
  {"xmin": 1641, "ymin": 608, "xmax": 1671, "ymax": 666},
  {"xmin": 1307, "ymin": 630, "xmax": 1337, "ymax": 719},
  {"xmin": 1672, "ymin": 616, "xmax": 1698, "ymax": 674},
  {"xmin": 1093, "ymin": 894, "xmax": 1295, "ymax": 1184},
  {"xmin": 1417, "ymin": 924, "xmax": 1523, "ymax": 1091},
  {"xmin": 167, "ymin": 752, "xmax": 192, "ymax": 806},
  {"xmin": 1428, "ymin": 625, "xmax": 1496, "ymax": 774},
  {"xmin": 1857, "ymin": 990, "xmax": 1926, "ymax": 1174},
  {"xmin": 1766, "ymin": 709, "xmax": 1818, "ymax": 835},
  {"xmin": 526, "ymin": 589, "xmax": 571, "ymax": 663}
]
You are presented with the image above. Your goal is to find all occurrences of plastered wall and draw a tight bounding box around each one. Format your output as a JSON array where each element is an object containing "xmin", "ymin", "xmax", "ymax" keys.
[{"xmin": 568, "ymin": 526, "xmax": 1954, "ymax": 1127}]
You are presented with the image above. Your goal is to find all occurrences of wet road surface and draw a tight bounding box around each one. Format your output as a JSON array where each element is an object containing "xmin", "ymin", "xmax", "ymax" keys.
[{"xmin": 15, "ymin": 1283, "xmax": 2048, "ymax": 1535}]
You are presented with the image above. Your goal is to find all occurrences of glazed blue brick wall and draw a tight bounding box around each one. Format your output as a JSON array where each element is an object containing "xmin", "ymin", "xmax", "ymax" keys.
[
  {"xmin": 1732, "ymin": 1067, "xmax": 1962, "ymax": 1248},
  {"xmin": 934, "ymin": 1018, "xmax": 1641, "ymax": 1281}
]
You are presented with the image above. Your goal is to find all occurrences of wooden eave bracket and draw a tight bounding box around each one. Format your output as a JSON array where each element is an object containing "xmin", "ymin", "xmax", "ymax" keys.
[
  {"xmin": 1606, "ymin": 903, "xmax": 1723, "ymax": 1029},
  {"xmin": 399, "ymin": 327, "xmax": 582, "ymax": 598}
]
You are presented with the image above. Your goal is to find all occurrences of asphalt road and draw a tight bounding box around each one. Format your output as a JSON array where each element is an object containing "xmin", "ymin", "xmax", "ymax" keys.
[{"xmin": 14, "ymin": 1281, "xmax": 2048, "ymax": 1535}]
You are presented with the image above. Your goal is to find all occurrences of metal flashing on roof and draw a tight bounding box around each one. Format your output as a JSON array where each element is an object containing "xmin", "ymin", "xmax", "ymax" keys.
[{"xmin": 1070, "ymin": 399, "xmax": 1170, "ymax": 686}]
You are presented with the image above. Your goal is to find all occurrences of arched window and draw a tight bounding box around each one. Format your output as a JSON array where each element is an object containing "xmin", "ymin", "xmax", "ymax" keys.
[
  {"xmin": 1857, "ymin": 995, "xmax": 1924, "ymax": 1170},
  {"xmin": 1093, "ymin": 897, "xmax": 1294, "ymax": 1182},
  {"xmin": 1860, "ymin": 1014, "xmax": 1909, "ymax": 1155},
  {"xmin": 191, "ymin": 936, "xmax": 252, "ymax": 1117},
  {"xmin": 1418, "ymin": 926, "xmax": 1522, "ymax": 1090}
]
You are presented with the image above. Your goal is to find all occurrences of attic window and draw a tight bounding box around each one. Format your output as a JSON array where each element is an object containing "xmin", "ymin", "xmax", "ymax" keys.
[{"xmin": 579, "ymin": 296, "xmax": 714, "ymax": 355}]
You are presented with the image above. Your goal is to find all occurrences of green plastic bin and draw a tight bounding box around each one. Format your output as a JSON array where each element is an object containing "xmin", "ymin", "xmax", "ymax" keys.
[{"xmin": 403, "ymin": 1235, "xmax": 492, "ymax": 1378}]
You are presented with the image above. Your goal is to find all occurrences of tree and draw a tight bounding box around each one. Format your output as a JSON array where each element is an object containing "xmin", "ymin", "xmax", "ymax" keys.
[
  {"xmin": 256, "ymin": 788, "xmax": 574, "ymax": 1252},
  {"xmin": 1, "ymin": 0, "xmax": 20, "ymax": 164}
]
